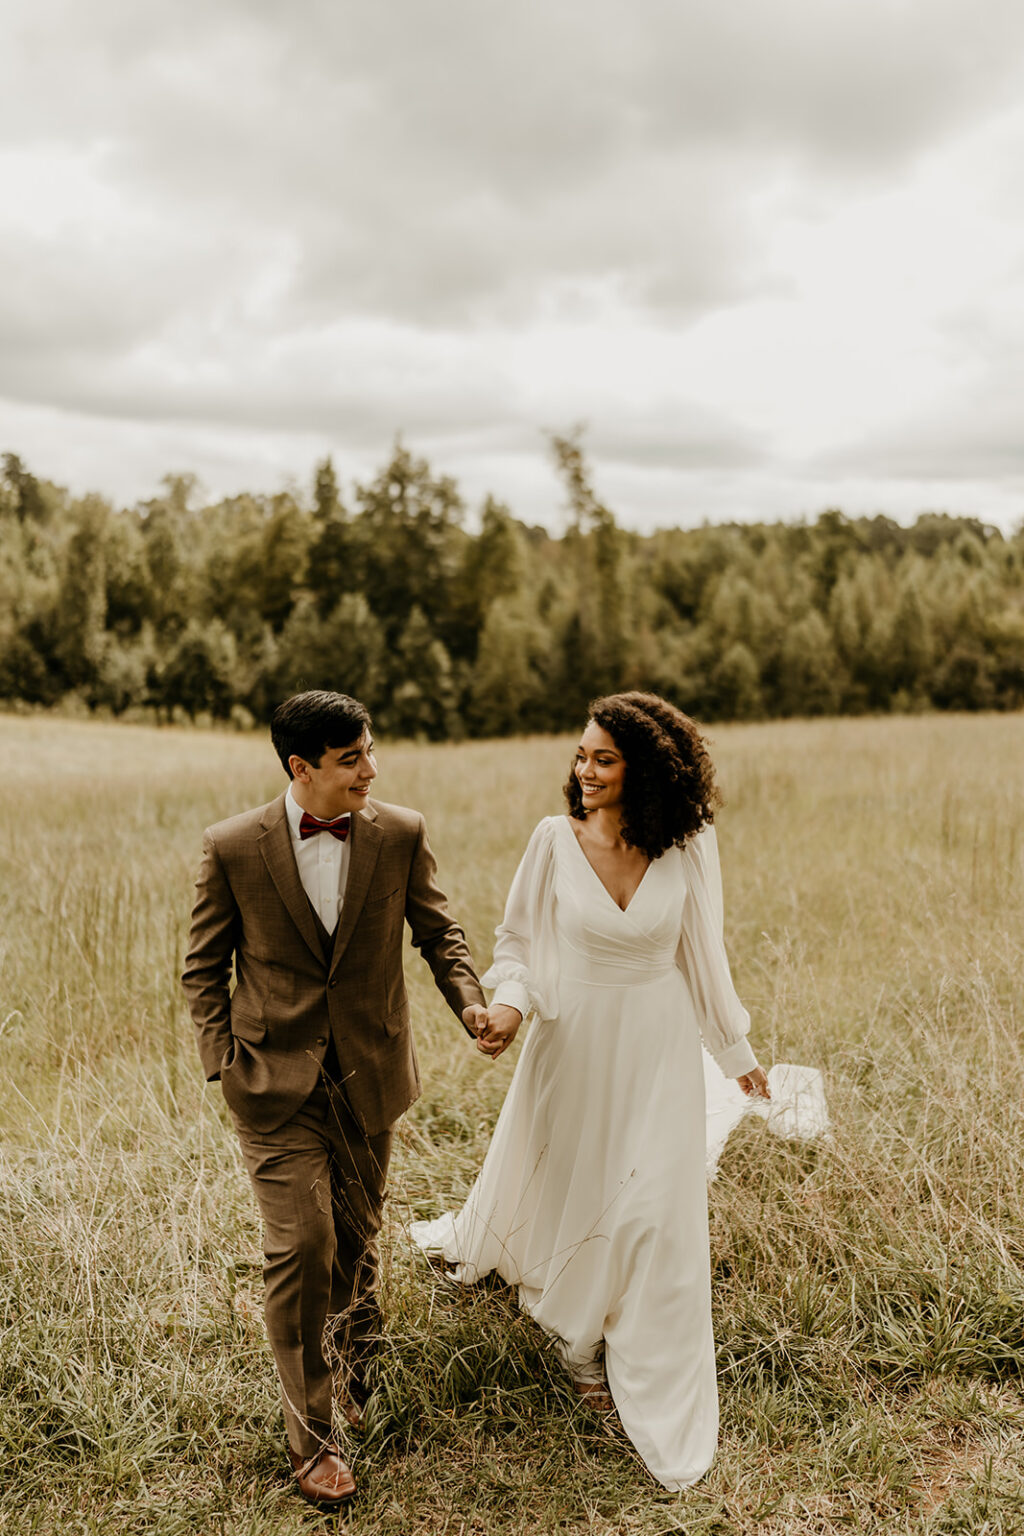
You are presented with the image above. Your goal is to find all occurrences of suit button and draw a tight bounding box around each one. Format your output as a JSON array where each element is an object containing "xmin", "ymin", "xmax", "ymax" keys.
[
  {"xmin": 316, "ymin": 1036, "xmax": 327, "ymax": 1046},
  {"xmin": 329, "ymin": 978, "xmax": 338, "ymax": 989}
]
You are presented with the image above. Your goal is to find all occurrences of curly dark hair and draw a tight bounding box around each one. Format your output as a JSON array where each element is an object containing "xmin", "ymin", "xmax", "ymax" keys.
[{"xmin": 563, "ymin": 691, "xmax": 721, "ymax": 860}]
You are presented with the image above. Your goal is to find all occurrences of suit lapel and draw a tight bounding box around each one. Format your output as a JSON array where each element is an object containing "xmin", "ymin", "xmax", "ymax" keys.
[
  {"xmin": 329, "ymin": 803, "xmax": 383, "ymax": 979},
  {"xmin": 258, "ymin": 794, "xmax": 324, "ymax": 966}
]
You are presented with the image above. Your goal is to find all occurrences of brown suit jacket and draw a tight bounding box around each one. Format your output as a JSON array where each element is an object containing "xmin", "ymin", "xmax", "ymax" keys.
[{"xmin": 181, "ymin": 792, "xmax": 484, "ymax": 1136}]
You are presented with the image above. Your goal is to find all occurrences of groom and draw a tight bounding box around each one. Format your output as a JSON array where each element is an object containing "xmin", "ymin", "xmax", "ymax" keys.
[{"xmin": 181, "ymin": 690, "xmax": 495, "ymax": 1506}]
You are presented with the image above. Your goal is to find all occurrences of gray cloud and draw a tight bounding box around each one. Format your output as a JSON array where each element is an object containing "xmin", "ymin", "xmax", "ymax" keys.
[
  {"xmin": 1, "ymin": 335, "xmax": 521, "ymax": 445},
  {"xmin": 818, "ymin": 410, "xmax": 1024, "ymax": 483},
  {"xmin": 6, "ymin": 0, "xmax": 1024, "ymax": 336},
  {"xmin": 588, "ymin": 406, "xmax": 769, "ymax": 473},
  {"xmin": 2, "ymin": 1, "xmax": 1024, "ymax": 522}
]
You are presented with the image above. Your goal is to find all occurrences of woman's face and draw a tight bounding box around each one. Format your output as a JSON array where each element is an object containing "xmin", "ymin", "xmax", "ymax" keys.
[{"xmin": 574, "ymin": 721, "xmax": 626, "ymax": 811}]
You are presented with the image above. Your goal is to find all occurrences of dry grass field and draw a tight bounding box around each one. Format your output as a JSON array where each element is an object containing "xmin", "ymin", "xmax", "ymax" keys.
[{"xmin": 3, "ymin": 711, "xmax": 1024, "ymax": 1534}]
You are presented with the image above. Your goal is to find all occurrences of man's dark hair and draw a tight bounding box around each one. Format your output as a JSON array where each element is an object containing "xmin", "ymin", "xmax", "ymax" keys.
[{"xmin": 270, "ymin": 691, "xmax": 372, "ymax": 777}]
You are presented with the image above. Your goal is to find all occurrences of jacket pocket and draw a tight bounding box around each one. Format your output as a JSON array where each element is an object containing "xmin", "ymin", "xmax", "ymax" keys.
[
  {"xmin": 231, "ymin": 1012, "xmax": 267, "ymax": 1045},
  {"xmin": 382, "ymin": 1002, "xmax": 410, "ymax": 1038}
]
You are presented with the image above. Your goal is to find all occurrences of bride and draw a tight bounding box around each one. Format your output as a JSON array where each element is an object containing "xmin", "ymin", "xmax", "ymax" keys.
[{"xmin": 411, "ymin": 691, "xmax": 769, "ymax": 1490}]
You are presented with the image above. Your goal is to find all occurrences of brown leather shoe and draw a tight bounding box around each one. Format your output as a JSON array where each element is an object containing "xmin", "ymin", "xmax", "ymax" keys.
[{"xmin": 288, "ymin": 1444, "xmax": 356, "ymax": 1504}]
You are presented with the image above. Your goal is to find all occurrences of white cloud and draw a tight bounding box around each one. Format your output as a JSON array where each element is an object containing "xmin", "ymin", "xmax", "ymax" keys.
[{"xmin": 1, "ymin": 1, "xmax": 1024, "ymax": 527}]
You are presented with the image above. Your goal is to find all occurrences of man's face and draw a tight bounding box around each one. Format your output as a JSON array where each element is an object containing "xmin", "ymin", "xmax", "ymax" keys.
[{"xmin": 289, "ymin": 729, "xmax": 377, "ymax": 818}]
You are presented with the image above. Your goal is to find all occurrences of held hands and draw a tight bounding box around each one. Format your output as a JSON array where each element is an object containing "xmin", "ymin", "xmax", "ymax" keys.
[
  {"xmin": 461, "ymin": 1003, "xmax": 523, "ymax": 1060},
  {"xmin": 736, "ymin": 1066, "xmax": 770, "ymax": 1099}
]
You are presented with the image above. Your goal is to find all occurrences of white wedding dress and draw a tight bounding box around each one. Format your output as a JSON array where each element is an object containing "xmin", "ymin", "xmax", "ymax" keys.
[{"xmin": 411, "ymin": 816, "xmax": 821, "ymax": 1490}]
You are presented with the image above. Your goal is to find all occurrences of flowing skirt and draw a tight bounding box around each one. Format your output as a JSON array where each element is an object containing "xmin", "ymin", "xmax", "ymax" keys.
[{"xmin": 412, "ymin": 960, "xmax": 718, "ymax": 1490}]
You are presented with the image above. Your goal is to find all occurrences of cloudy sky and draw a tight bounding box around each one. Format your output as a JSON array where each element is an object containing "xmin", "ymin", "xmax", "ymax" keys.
[{"xmin": 2, "ymin": 0, "xmax": 1024, "ymax": 531}]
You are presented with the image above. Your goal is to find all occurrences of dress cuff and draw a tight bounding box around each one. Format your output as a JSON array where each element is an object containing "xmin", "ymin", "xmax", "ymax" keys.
[
  {"xmin": 489, "ymin": 979, "xmax": 529, "ymax": 1019},
  {"xmin": 713, "ymin": 1036, "xmax": 759, "ymax": 1078}
]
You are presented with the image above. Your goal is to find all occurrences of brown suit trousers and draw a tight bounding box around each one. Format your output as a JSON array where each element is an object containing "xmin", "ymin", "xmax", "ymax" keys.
[{"xmin": 182, "ymin": 793, "xmax": 483, "ymax": 1454}]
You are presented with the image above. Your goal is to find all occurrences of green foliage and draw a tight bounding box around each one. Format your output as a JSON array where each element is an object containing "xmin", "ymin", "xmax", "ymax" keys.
[
  {"xmin": 351, "ymin": 441, "xmax": 466, "ymax": 649},
  {"xmin": 156, "ymin": 618, "xmax": 238, "ymax": 718},
  {"xmin": 549, "ymin": 430, "xmax": 632, "ymax": 711},
  {"xmin": 467, "ymin": 596, "xmax": 550, "ymax": 735},
  {"xmin": 2, "ymin": 442, "xmax": 1024, "ymax": 735},
  {"xmin": 274, "ymin": 591, "xmax": 386, "ymax": 704},
  {"xmin": 712, "ymin": 640, "xmax": 764, "ymax": 720},
  {"xmin": 381, "ymin": 606, "xmax": 460, "ymax": 741},
  {"xmin": 1, "ymin": 451, "xmax": 52, "ymax": 523},
  {"xmin": 307, "ymin": 455, "xmax": 353, "ymax": 619},
  {"xmin": 53, "ymin": 495, "xmax": 109, "ymax": 692}
]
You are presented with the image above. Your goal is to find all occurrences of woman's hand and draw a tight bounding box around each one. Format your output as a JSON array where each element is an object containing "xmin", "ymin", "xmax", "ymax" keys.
[
  {"xmin": 466, "ymin": 1003, "xmax": 523, "ymax": 1060},
  {"xmin": 736, "ymin": 1066, "xmax": 770, "ymax": 1099}
]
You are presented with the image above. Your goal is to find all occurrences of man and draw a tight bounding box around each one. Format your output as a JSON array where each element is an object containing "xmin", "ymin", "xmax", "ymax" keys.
[{"xmin": 181, "ymin": 690, "xmax": 499, "ymax": 1506}]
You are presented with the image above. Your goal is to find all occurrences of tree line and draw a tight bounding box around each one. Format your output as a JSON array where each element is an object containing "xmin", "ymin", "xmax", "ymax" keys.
[{"xmin": 2, "ymin": 441, "xmax": 1022, "ymax": 737}]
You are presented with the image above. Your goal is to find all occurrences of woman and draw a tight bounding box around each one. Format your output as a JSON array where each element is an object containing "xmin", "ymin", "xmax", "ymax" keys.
[{"xmin": 411, "ymin": 692, "xmax": 768, "ymax": 1490}]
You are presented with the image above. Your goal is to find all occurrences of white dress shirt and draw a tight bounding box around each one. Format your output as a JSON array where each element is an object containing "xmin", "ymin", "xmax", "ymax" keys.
[{"xmin": 285, "ymin": 784, "xmax": 352, "ymax": 934}]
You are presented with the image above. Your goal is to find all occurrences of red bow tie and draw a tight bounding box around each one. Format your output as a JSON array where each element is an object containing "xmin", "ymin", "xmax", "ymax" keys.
[{"xmin": 299, "ymin": 811, "xmax": 351, "ymax": 842}]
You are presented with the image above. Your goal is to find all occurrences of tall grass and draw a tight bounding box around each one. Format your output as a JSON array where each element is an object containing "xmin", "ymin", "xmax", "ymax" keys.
[{"xmin": 2, "ymin": 713, "xmax": 1024, "ymax": 1533}]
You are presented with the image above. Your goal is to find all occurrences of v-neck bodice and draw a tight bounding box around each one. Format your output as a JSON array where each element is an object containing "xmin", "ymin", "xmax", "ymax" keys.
[
  {"xmin": 564, "ymin": 818, "xmax": 653, "ymax": 914},
  {"xmin": 552, "ymin": 815, "xmax": 686, "ymax": 986}
]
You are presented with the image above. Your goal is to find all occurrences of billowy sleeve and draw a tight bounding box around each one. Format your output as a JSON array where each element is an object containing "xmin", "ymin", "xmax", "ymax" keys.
[
  {"xmin": 677, "ymin": 823, "xmax": 758, "ymax": 1078},
  {"xmin": 481, "ymin": 817, "xmax": 559, "ymax": 1023}
]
